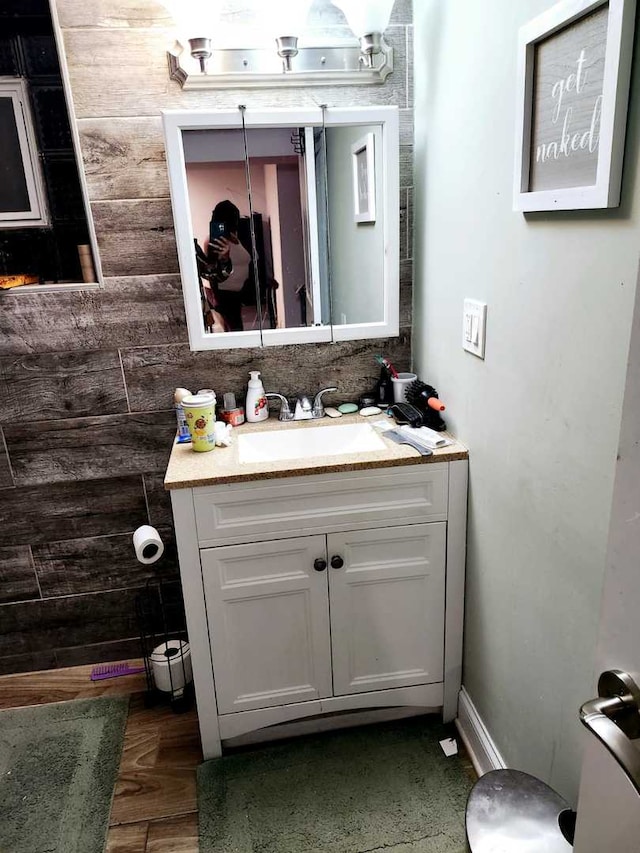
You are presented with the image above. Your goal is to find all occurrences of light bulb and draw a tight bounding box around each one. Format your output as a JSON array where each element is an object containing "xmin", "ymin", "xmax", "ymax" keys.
[
  {"xmin": 263, "ymin": 0, "xmax": 314, "ymax": 71},
  {"xmin": 161, "ymin": 0, "xmax": 221, "ymax": 71},
  {"xmin": 332, "ymin": 0, "xmax": 394, "ymax": 67},
  {"xmin": 269, "ymin": 0, "xmax": 314, "ymax": 37},
  {"xmin": 162, "ymin": 0, "xmax": 220, "ymax": 40},
  {"xmin": 332, "ymin": 0, "xmax": 394, "ymax": 38}
]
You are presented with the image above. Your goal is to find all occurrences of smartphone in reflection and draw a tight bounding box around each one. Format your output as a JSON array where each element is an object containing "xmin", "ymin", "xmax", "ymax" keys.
[{"xmin": 210, "ymin": 221, "xmax": 226, "ymax": 243}]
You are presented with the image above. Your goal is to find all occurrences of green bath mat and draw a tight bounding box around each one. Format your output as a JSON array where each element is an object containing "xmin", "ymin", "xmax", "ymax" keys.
[
  {"xmin": 0, "ymin": 696, "xmax": 129, "ymax": 853},
  {"xmin": 198, "ymin": 716, "xmax": 473, "ymax": 853}
]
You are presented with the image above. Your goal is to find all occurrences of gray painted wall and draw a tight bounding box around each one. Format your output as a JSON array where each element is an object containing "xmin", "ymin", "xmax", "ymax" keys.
[{"xmin": 413, "ymin": 0, "xmax": 640, "ymax": 802}]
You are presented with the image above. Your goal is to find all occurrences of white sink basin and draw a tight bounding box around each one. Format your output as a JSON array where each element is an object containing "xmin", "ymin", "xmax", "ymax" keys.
[{"xmin": 238, "ymin": 422, "xmax": 386, "ymax": 464}]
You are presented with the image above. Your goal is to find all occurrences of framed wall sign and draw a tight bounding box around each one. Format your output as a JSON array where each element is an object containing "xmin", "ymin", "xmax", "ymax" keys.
[
  {"xmin": 352, "ymin": 132, "xmax": 376, "ymax": 223},
  {"xmin": 514, "ymin": 0, "xmax": 636, "ymax": 211}
]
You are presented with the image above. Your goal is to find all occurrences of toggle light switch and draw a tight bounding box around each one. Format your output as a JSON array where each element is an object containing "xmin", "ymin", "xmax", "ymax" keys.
[
  {"xmin": 464, "ymin": 314, "xmax": 473, "ymax": 343},
  {"xmin": 463, "ymin": 299, "xmax": 487, "ymax": 358}
]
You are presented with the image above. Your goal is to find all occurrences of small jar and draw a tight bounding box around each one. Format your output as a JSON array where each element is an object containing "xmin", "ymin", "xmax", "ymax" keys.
[{"xmin": 221, "ymin": 407, "xmax": 245, "ymax": 427}]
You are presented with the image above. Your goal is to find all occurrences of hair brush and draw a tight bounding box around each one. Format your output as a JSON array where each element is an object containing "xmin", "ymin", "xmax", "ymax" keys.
[
  {"xmin": 405, "ymin": 380, "xmax": 447, "ymax": 432},
  {"xmin": 90, "ymin": 662, "xmax": 145, "ymax": 681}
]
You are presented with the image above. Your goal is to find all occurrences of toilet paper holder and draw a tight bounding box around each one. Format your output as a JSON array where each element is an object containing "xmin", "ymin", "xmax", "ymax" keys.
[{"xmin": 135, "ymin": 578, "xmax": 193, "ymax": 713}]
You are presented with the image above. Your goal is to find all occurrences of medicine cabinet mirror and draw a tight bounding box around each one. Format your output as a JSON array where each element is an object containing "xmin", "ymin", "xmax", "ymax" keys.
[{"xmin": 162, "ymin": 106, "xmax": 399, "ymax": 350}]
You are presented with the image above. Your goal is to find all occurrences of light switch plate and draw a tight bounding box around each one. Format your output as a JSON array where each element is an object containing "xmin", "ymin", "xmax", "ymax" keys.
[{"xmin": 463, "ymin": 299, "xmax": 487, "ymax": 358}]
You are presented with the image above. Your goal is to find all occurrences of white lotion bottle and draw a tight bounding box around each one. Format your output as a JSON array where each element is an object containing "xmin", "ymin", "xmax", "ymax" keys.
[{"xmin": 245, "ymin": 371, "xmax": 269, "ymax": 422}]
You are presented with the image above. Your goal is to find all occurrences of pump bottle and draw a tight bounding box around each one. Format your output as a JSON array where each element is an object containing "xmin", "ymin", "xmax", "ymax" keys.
[{"xmin": 245, "ymin": 371, "xmax": 269, "ymax": 422}]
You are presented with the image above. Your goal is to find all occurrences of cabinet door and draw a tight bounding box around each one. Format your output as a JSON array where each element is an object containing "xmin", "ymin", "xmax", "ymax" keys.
[
  {"xmin": 328, "ymin": 523, "xmax": 446, "ymax": 696},
  {"xmin": 201, "ymin": 535, "xmax": 332, "ymax": 714}
]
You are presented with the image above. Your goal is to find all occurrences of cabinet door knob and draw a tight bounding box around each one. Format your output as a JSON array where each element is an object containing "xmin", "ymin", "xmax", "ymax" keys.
[
  {"xmin": 330, "ymin": 555, "xmax": 344, "ymax": 569},
  {"xmin": 313, "ymin": 558, "xmax": 327, "ymax": 572}
]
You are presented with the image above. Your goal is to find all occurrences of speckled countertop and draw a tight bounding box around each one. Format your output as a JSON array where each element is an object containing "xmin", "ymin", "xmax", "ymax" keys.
[{"xmin": 164, "ymin": 413, "xmax": 468, "ymax": 490}]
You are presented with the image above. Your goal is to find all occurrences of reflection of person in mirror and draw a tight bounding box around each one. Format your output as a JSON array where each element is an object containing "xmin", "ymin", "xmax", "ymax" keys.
[{"xmin": 195, "ymin": 200, "xmax": 253, "ymax": 333}]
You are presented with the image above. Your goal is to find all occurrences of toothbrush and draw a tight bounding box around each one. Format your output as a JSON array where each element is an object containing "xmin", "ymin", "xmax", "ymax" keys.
[
  {"xmin": 90, "ymin": 662, "xmax": 145, "ymax": 681},
  {"xmin": 374, "ymin": 355, "xmax": 399, "ymax": 379}
]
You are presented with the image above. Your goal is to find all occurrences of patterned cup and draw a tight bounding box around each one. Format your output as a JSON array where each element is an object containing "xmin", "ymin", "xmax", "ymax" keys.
[{"xmin": 182, "ymin": 393, "xmax": 216, "ymax": 452}]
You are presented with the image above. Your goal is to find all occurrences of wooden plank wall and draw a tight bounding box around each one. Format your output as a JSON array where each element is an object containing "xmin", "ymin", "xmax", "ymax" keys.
[{"xmin": 0, "ymin": 0, "xmax": 414, "ymax": 674}]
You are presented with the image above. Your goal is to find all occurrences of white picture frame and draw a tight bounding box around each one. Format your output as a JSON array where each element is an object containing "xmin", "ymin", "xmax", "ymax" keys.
[
  {"xmin": 514, "ymin": 0, "xmax": 636, "ymax": 212},
  {"xmin": 351, "ymin": 132, "xmax": 376, "ymax": 223},
  {"xmin": 0, "ymin": 78, "xmax": 49, "ymax": 228}
]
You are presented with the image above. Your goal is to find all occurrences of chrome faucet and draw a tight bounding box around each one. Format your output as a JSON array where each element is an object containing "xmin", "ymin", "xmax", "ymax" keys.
[
  {"xmin": 265, "ymin": 393, "xmax": 294, "ymax": 421},
  {"xmin": 312, "ymin": 387, "xmax": 338, "ymax": 418},
  {"xmin": 265, "ymin": 387, "xmax": 338, "ymax": 422}
]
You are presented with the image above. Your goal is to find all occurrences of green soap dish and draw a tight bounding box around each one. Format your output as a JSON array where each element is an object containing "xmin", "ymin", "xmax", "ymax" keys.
[{"xmin": 337, "ymin": 403, "xmax": 359, "ymax": 414}]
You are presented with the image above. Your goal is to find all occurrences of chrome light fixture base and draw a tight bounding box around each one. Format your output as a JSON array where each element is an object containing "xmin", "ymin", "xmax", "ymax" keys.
[
  {"xmin": 358, "ymin": 32, "xmax": 383, "ymax": 68},
  {"xmin": 168, "ymin": 38, "xmax": 393, "ymax": 89},
  {"xmin": 275, "ymin": 36, "xmax": 300, "ymax": 72},
  {"xmin": 187, "ymin": 37, "xmax": 212, "ymax": 73}
]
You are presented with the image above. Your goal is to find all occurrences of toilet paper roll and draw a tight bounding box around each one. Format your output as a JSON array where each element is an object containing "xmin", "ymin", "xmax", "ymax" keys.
[
  {"xmin": 133, "ymin": 525, "xmax": 164, "ymax": 565},
  {"xmin": 149, "ymin": 639, "xmax": 192, "ymax": 695}
]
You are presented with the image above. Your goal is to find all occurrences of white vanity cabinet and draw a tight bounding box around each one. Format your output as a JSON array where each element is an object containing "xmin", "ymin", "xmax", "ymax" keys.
[
  {"xmin": 202, "ymin": 534, "xmax": 333, "ymax": 714},
  {"xmin": 328, "ymin": 523, "xmax": 447, "ymax": 696},
  {"xmin": 170, "ymin": 460, "xmax": 467, "ymax": 759}
]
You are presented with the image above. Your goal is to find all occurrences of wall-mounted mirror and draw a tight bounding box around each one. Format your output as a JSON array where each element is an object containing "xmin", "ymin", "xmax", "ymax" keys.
[{"xmin": 163, "ymin": 106, "xmax": 398, "ymax": 350}]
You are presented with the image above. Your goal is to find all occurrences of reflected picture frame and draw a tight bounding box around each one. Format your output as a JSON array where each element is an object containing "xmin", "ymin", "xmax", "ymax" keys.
[{"xmin": 352, "ymin": 132, "xmax": 376, "ymax": 223}]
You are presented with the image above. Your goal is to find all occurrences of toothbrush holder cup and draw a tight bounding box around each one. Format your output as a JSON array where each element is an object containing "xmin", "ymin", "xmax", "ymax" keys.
[{"xmin": 391, "ymin": 372, "xmax": 418, "ymax": 403}]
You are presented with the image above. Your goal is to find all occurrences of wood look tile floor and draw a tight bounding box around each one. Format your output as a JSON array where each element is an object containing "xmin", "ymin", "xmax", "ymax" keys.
[{"xmin": 0, "ymin": 661, "xmax": 200, "ymax": 853}]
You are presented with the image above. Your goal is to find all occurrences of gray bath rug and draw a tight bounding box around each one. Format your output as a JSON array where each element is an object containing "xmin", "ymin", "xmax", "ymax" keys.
[
  {"xmin": 198, "ymin": 715, "xmax": 473, "ymax": 853},
  {"xmin": 0, "ymin": 696, "xmax": 129, "ymax": 853}
]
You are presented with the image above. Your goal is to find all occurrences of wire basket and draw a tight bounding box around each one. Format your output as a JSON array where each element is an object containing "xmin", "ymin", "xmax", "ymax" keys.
[{"xmin": 135, "ymin": 578, "xmax": 194, "ymax": 713}]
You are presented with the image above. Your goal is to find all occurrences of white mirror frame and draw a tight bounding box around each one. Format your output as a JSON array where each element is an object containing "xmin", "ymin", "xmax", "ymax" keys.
[{"xmin": 162, "ymin": 105, "xmax": 399, "ymax": 351}]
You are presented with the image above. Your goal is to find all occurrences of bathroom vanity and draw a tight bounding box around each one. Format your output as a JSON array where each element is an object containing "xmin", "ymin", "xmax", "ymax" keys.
[{"xmin": 165, "ymin": 415, "xmax": 468, "ymax": 759}]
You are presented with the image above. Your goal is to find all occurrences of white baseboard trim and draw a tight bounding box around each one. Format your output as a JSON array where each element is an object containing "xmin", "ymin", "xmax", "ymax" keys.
[{"xmin": 455, "ymin": 687, "xmax": 506, "ymax": 777}]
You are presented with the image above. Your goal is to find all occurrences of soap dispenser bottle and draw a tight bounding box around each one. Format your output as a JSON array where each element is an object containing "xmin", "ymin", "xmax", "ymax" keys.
[{"xmin": 246, "ymin": 371, "xmax": 268, "ymax": 422}]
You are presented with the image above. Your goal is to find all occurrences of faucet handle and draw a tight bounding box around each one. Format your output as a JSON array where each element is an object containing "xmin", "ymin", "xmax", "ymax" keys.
[
  {"xmin": 294, "ymin": 395, "xmax": 313, "ymax": 421},
  {"xmin": 312, "ymin": 386, "xmax": 338, "ymax": 418},
  {"xmin": 265, "ymin": 393, "xmax": 294, "ymax": 421}
]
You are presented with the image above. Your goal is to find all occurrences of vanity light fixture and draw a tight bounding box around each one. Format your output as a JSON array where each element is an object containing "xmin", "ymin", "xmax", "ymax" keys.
[
  {"xmin": 164, "ymin": 0, "xmax": 394, "ymax": 89},
  {"xmin": 331, "ymin": 0, "xmax": 395, "ymax": 68}
]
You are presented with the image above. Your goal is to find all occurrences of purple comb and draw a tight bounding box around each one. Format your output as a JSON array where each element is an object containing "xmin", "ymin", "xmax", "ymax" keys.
[{"xmin": 90, "ymin": 662, "xmax": 145, "ymax": 681}]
